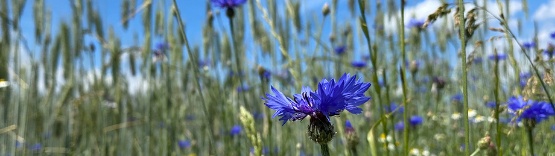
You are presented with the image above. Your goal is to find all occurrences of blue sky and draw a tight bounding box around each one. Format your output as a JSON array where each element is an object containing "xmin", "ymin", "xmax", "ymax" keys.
[
  {"xmin": 16, "ymin": 0, "xmax": 555, "ymax": 62},
  {"xmin": 12, "ymin": 0, "xmax": 555, "ymax": 93}
]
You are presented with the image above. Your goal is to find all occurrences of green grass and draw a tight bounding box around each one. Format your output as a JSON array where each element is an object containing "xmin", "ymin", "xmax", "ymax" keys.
[{"xmin": 1, "ymin": 0, "xmax": 555, "ymax": 155}]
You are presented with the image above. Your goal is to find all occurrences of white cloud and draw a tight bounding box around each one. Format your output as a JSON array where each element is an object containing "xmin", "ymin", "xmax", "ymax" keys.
[
  {"xmin": 534, "ymin": 0, "xmax": 555, "ymax": 20},
  {"xmin": 382, "ymin": 0, "xmax": 523, "ymax": 35}
]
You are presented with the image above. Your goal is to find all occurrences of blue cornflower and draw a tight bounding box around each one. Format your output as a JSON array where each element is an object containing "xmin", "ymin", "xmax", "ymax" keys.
[
  {"xmin": 363, "ymin": 54, "xmax": 371, "ymax": 60},
  {"xmin": 473, "ymin": 57, "xmax": 483, "ymax": 64},
  {"xmin": 263, "ymin": 73, "xmax": 371, "ymax": 125},
  {"xmin": 485, "ymin": 101, "xmax": 497, "ymax": 109},
  {"xmin": 507, "ymin": 96, "xmax": 555, "ymax": 123},
  {"xmin": 230, "ymin": 125, "xmax": 242, "ymax": 136},
  {"xmin": 351, "ymin": 61, "xmax": 367, "ymax": 68},
  {"xmin": 523, "ymin": 42, "xmax": 535, "ymax": 49},
  {"xmin": 236, "ymin": 84, "xmax": 250, "ymax": 92},
  {"xmin": 386, "ymin": 103, "xmax": 404, "ymax": 114},
  {"xmin": 488, "ymin": 53, "xmax": 507, "ymax": 61},
  {"xmin": 15, "ymin": 141, "xmax": 22, "ymax": 148},
  {"xmin": 156, "ymin": 42, "xmax": 169, "ymax": 51},
  {"xmin": 186, "ymin": 115, "xmax": 195, "ymax": 121},
  {"xmin": 198, "ymin": 59, "xmax": 211, "ymax": 68},
  {"xmin": 551, "ymin": 32, "xmax": 555, "ymax": 39},
  {"xmin": 544, "ymin": 43, "xmax": 554, "ymax": 58},
  {"xmin": 394, "ymin": 121, "xmax": 404, "ymax": 131},
  {"xmin": 378, "ymin": 80, "xmax": 385, "ymax": 87},
  {"xmin": 407, "ymin": 18, "xmax": 425, "ymax": 29},
  {"xmin": 409, "ymin": 115, "xmax": 424, "ymax": 126},
  {"xmin": 345, "ymin": 120, "xmax": 355, "ymax": 133},
  {"xmin": 30, "ymin": 143, "xmax": 42, "ymax": 151},
  {"xmin": 152, "ymin": 50, "xmax": 167, "ymax": 63},
  {"xmin": 451, "ymin": 93, "xmax": 463, "ymax": 102},
  {"xmin": 520, "ymin": 72, "xmax": 531, "ymax": 88},
  {"xmin": 334, "ymin": 46, "xmax": 347, "ymax": 55},
  {"xmin": 211, "ymin": 0, "xmax": 247, "ymax": 9},
  {"xmin": 432, "ymin": 77, "xmax": 446, "ymax": 90},
  {"xmin": 178, "ymin": 140, "xmax": 191, "ymax": 149},
  {"xmin": 263, "ymin": 70, "xmax": 271, "ymax": 80},
  {"xmin": 345, "ymin": 120, "xmax": 353, "ymax": 129}
]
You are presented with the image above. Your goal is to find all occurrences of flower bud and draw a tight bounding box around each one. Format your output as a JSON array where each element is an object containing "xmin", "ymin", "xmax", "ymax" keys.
[
  {"xmin": 322, "ymin": 3, "xmax": 330, "ymax": 17},
  {"xmin": 307, "ymin": 112, "xmax": 335, "ymax": 144}
]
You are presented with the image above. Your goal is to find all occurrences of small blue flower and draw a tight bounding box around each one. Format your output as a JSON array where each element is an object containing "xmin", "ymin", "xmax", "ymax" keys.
[
  {"xmin": 520, "ymin": 72, "xmax": 532, "ymax": 88},
  {"xmin": 263, "ymin": 73, "xmax": 371, "ymax": 125},
  {"xmin": 386, "ymin": 103, "xmax": 404, "ymax": 114},
  {"xmin": 263, "ymin": 70, "xmax": 272, "ymax": 80},
  {"xmin": 211, "ymin": 0, "xmax": 247, "ymax": 8},
  {"xmin": 156, "ymin": 42, "xmax": 169, "ymax": 51},
  {"xmin": 30, "ymin": 143, "xmax": 42, "ymax": 151},
  {"xmin": 230, "ymin": 125, "xmax": 242, "ymax": 136},
  {"xmin": 485, "ymin": 101, "xmax": 497, "ymax": 109},
  {"xmin": 378, "ymin": 80, "xmax": 385, "ymax": 87},
  {"xmin": 15, "ymin": 141, "xmax": 22, "ymax": 148},
  {"xmin": 363, "ymin": 54, "xmax": 371, "ymax": 60},
  {"xmin": 345, "ymin": 120, "xmax": 355, "ymax": 133},
  {"xmin": 186, "ymin": 115, "xmax": 195, "ymax": 121},
  {"xmin": 507, "ymin": 96, "xmax": 555, "ymax": 123},
  {"xmin": 488, "ymin": 53, "xmax": 507, "ymax": 61},
  {"xmin": 198, "ymin": 59, "xmax": 211, "ymax": 68},
  {"xmin": 544, "ymin": 43, "xmax": 554, "ymax": 58},
  {"xmin": 550, "ymin": 32, "xmax": 555, "ymax": 39},
  {"xmin": 473, "ymin": 57, "xmax": 483, "ymax": 64},
  {"xmin": 394, "ymin": 121, "xmax": 404, "ymax": 131},
  {"xmin": 523, "ymin": 42, "xmax": 535, "ymax": 49},
  {"xmin": 351, "ymin": 61, "xmax": 367, "ymax": 68},
  {"xmin": 407, "ymin": 18, "xmax": 425, "ymax": 29},
  {"xmin": 451, "ymin": 94, "xmax": 463, "ymax": 102},
  {"xmin": 237, "ymin": 85, "xmax": 250, "ymax": 92},
  {"xmin": 334, "ymin": 46, "xmax": 347, "ymax": 55},
  {"xmin": 178, "ymin": 140, "xmax": 191, "ymax": 149},
  {"xmin": 409, "ymin": 116, "xmax": 424, "ymax": 126},
  {"xmin": 345, "ymin": 120, "xmax": 353, "ymax": 129}
]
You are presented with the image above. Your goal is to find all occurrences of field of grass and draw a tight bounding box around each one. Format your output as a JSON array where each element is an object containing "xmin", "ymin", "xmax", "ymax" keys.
[{"xmin": 1, "ymin": 0, "xmax": 555, "ymax": 155}]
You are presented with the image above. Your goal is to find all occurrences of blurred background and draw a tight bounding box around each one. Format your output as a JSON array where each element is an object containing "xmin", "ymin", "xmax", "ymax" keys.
[{"xmin": 1, "ymin": 0, "xmax": 555, "ymax": 155}]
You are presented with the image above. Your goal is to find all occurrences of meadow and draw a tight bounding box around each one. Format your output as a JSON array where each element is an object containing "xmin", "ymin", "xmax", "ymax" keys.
[{"xmin": 1, "ymin": 0, "xmax": 555, "ymax": 155}]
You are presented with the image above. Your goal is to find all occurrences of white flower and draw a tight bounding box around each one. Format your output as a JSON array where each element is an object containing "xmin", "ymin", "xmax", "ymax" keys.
[
  {"xmin": 388, "ymin": 143, "xmax": 395, "ymax": 150},
  {"xmin": 434, "ymin": 134, "xmax": 445, "ymax": 141},
  {"xmin": 473, "ymin": 116, "xmax": 485, "ymax": 123},
  {"xmin": 386, "ymin": 135, "xmax": 393, "ymax": 142},
  {"xmin": 468, "ymin": 109, "xmax": 477, "ymax": 118},
  {"xmin": 422, "ymin": 150, "xmax": 430, "ymax": 156},
  {"xmin": 0, "ymin": 80, "xmax": 8, "ymax": 88},
  {"xmin": 410, "ymin": 148, "xmax": 420, "ymax": 155},
  {"xmin": 487, "ymin": 116, "xmax": 496, "ymax": 123},
  {"xmin": 451, "ymin": 112, "xmax": 461, "ymax": 120}
]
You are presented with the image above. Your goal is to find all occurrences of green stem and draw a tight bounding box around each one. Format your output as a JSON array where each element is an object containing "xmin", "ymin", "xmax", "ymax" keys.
[
  {"xmin": 170, "ymin": 0, "xmax": 214, "ymax": 153},
  {"xmin": 399, "ymin": 1, "xmax": 411, "ymax": 156},
  {"xmin": 470, "ymin": 149, "xmax": 481, "ymax": 156},
  {"xmin": 228, "ymin": 11, "xmax": 249, "ymax": 108},
  {"xmin": 320, "ymin": 143, "xmax": 330, "ymax": 156},
  {"xmin": 355, "ymin": 0, "xmax": 388, "ymax": 154},
  {"xmin": 493, "ymin": 50, "xmax": 502, "ymax": 154},
  {"xmin": 457, "ymin": 0, "xmax": 470, "ymax": 155},
  {"xmin": 526, "ymin": 124, "xmax": 535, "ymax": 156}
]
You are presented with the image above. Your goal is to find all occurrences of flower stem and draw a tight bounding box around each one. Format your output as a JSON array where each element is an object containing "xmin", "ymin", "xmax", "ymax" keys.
[
  {"xmin": 320, "ymin": 143, "xmax": 330, "ymax": 156},
  {"xmin": 170, "ymin": 0, "xmax": 214, "ymax": 152},
  {"xmin": 456, "ymin": 0, "xmax": 470, "ymax": 155},
  {"xmin": 526, "ymin": 124, "xmax": 535, "ymax": 156},
  {"xmin": 493, "ymin": 50, "xmax": 502, "ymax": 155},
  {"xmin": 399, "ymin": 1, "xmax": 411, "ymax": 155},
  {"xmin": 470, "ymin": 149, "xmax": 481, "ymax": 156}
]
